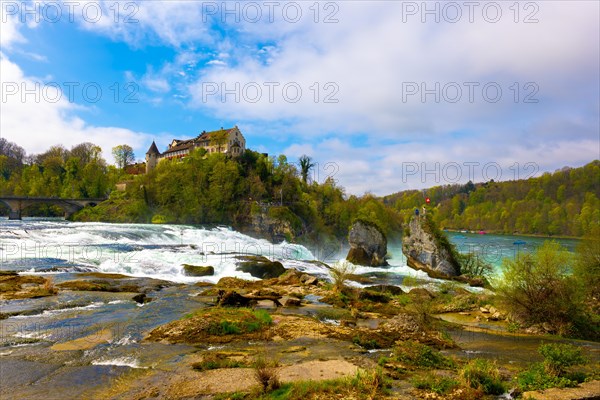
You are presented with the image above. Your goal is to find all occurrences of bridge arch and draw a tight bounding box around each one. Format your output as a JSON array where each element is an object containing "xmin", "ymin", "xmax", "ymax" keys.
[{"xmin": 0, "ymin": 197, "xmax": 105, "ymax": 220}]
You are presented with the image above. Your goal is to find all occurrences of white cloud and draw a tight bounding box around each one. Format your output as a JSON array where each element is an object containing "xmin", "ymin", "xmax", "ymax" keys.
[{"xmin": 0, "ymin": 54, "xmax": 149, "ymax": 164}]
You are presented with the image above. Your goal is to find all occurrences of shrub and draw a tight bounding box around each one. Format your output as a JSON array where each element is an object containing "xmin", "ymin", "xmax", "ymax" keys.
[
  {"xmin": 538, "ymin": 343, "xmax": 587, "ymax": 376},
  {"xmin": 329, "ymin": 261, "xmax": 356, "ymax": 293},
  {"xmin": 253, "ymin": 355, "xmax": 280, "ymax": 393},
  {"xmin": 459, "ymin": 252, "xmax": 494, "ymax": 279},
  {"xmin": 573, "ymin": 225, "xmax": 600, "ymax": 298},
  {"xmin": 516, "ymin": 363, "xmax": 578, "ymax": 392},
  {"xmin": 496, "ymin": 241, "xmax": 584, "ymax": 335},
  {"xmin": 516, "ymin": 343, "xmax": 589, "ymax": 392},
  {"xmin": 459, "ymin": 359, "xmax": 505, "ymax": 395}
]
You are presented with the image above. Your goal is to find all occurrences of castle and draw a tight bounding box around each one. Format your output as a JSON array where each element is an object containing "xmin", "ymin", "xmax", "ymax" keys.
[{"xmin": 145, "ymin": 126, "xmax": 246, "ymax": 173}]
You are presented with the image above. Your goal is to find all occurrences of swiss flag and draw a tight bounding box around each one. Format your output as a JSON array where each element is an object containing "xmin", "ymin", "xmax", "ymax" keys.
[{"xmin": 425, "ymin": 197, "xmax": 431, "ymax": 204}]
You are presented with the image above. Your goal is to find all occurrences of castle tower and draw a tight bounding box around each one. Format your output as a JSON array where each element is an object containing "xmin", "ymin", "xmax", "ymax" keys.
[{"xmin": 145, "ymin": 141, "xmax": 160, "ymax": 174}]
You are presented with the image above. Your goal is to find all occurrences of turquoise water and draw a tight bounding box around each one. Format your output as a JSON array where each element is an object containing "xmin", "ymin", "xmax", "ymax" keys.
[{"xmin": 446, "ymin": 231, "xmax": 580, "ymax": 270}]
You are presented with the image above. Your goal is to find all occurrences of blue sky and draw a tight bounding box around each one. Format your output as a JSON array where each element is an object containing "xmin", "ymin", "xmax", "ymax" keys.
[{"xmin": 1, "ymin": 1, "xmax": 599, "ymax": 195}]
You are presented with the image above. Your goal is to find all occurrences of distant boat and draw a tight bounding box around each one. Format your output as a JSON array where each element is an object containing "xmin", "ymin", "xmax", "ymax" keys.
[
  {"xmin": 460, "ymin": 230, "xmax": 468, "ymax": 233},
  {"xmin": 513, "ymin": 240, "xmax": 526, "ymax": 245},
  {"xmin": 478, "ymin": 231, "xmax": 486, "ymax": 235}
]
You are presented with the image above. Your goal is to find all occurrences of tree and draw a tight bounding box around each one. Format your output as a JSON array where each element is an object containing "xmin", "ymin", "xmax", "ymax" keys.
[
  {"xmin": 112, "ymin": 145, "xmax": 135, "ymax": 169},
  {"xmin": 209, "ymin": 130, "xmax": 229, "ymax": 153},
  {"xmin": 573, "ymin": 224, "xmax": 600, "ymax": 298},
  {"xmin": 298, "ymin": 155, "xmax": 315, "ymax": 184}
]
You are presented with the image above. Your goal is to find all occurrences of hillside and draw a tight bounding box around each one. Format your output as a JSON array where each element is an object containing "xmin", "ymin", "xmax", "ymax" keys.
[{"xmin": 384, "ymin": 160, "xmax": 600, "ymax": 237}]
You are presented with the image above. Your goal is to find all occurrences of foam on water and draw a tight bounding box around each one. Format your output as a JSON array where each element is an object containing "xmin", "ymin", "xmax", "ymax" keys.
[
  {"xmin": 0, "ymin": 219, "xmax": 434, "ymax": 286},
  {"xmin": 91, "ymin": 356, "xmax": 146, "ymax": 369}
]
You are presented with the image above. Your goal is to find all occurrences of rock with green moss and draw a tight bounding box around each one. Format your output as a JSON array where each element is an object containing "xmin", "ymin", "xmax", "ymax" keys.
[
  {"xmin": 402, "ymin": 215, "xmax": 461, "ymax": 277},
  {"xmin": 182, "ymin": 264, "xmax": 215, "ymax": 277},
  {"xmin": 235, "ymin": 255, "xmax": 286, "ymax": 279},
  {"xmin": 346, "ymin": 220, "xmax": 388, "ymax": 267}
]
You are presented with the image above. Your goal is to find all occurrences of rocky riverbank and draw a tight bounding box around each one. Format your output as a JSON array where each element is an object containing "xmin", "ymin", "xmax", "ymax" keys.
[{"xmin": 2, "ymin": 262, "xmax": 599, "ymax": 399}]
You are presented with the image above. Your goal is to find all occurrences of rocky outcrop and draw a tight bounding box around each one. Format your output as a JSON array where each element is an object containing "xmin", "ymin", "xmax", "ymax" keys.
[
  {"xmin": 237, "ymin": 210, "xmax": 296, "ymax": 243},
  {"xmin": 183, "ymin": 264, "xmax": 215, "ymax": 277},
  {"xmin": 235, "ymin": 255, "xmax": 286, "ymax": 279},
  {"xmin": 346, "ymin": 220, "xmax": 388, "ymax": 267},
  {"xmin": 402, "ymin": 216, "xmax": 461, "ymax": 277}
]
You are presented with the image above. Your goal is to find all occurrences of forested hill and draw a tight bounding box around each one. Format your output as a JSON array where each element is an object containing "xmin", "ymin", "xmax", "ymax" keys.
[{"xmin": 384, "ymin": 160, "xmax": 600, "ymax": 237}]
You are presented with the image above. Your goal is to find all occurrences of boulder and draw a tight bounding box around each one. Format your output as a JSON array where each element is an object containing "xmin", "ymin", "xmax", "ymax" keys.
[
  {"xmin": 365, "ymin": 285, "xmax": 404, "ymax": 296},
  {"xmin": 236, "ymin": 255, "xmax": 286, "ymax": 279},
  {"xmin": 358, "ymin": 290, "xmax": 390, "ymax": 303},
  {"xmin": 132, "ymin": 293, "xmax": 152, "ymax": 304},
  {"xmin": 182, "ymin": 264, "xmax": 215, "ymax": 277},
  {"xmin": 346, "ymin": 220, "xmax": 388, "ymax": 267},
  {"xmin": 285, "ymin": 298, "xmax": 302, "ymax": 307},
  {"xmin": 401, "ymin": 216, "xmax": 460, "ymax": 277}
]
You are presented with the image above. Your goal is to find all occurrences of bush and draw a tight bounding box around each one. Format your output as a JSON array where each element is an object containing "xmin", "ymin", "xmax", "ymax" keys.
[
  {"xmin": 573, "ymin": 225, "xmax": 600, "ymax": 298},
  {"xmin": 516, "ymin": 343, "xmax": 589, "ymax": 392},
  {"xmin": 497, "ymin": 241, "xmax": 584, "ymax": 336},
  {"xmin": 459, "ymin": 359, "xmax": 505, "ymax": 395},
  {"xmin": 459, "ymin": 252, "xmax": 494, "ymax": 278},
  {"xmin": 538, "ymin": 343, "xmax": 587, "ymax": 376},
  {"xmin": 329, "ymin": 261, "xmax": 356, "ymax": 293},
  {"xmin": 516, "ymin": 363, "xmax": 579, "ymax": 392},
  {"xmin": 253, "ymin": 356, "xmax": 280, "ymax": 393}
]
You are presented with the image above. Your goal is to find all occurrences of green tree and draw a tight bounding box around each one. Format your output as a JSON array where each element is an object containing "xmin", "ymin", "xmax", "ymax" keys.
[
  {"xmin": 298, "ymin": 155, "xmax": 315, "ymax": 184},
  {"xmin": 112, "ymin": 145, "xmax": 135, "ymax": 170}
]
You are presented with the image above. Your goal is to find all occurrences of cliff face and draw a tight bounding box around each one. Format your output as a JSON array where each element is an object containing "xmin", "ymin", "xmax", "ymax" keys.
[
  {"xmin": 346, "ymin": 220, "xmax": 388, "ymax": 267},
  {"xmin": 236, "ymin": 212, "xmax": 295, "ymax": 243},
  {"xmin": 402, "ymin": 216, "xmax": 460, "ymax": 277}
]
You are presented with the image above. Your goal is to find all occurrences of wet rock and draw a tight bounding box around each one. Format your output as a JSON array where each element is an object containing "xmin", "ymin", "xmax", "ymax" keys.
[
  {"xmin": 0, "ymin": 274, "xmax": 57, "ymax": 300},
  {"xmin": 182, "ymin": 264, "xmax": 215, "ymax": 277},
  {"xmin": 346, "ymin": 220, "xmax": 388, "ymax": 267},
  {"xmin": 132, "ymin": 293, "xmax": 152, "ymax": 304},
  {"xmin": 284, "ymin": 298, "xmax": 302, "ymax": 307},
  {"xmin": 57, "ymin": 275, "xmax": 174, "ymax": 294},
  {"xmin": 408, "ymin": 288, "xmax": 435, "ymax": 300},
  {"xmin": 235, "ymin": 255, "xmax": 286, "ymax": 279},
  {"xmin": 358, "ymin": 290, "xmax": 390, "ymax": 303},
  {"xmin": 217, "ymin": 290, "xmax": 254, "ymax": 307},
  {"xmin": 365, "ymin": 284, "xmax": 404, "ymax": 296},
  {"xmin": 300, "ymin": 274, "xmax": 318, "ymax": 286}
]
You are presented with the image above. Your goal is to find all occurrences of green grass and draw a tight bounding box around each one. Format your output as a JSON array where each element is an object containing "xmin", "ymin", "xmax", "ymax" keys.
[
  {"xmin": 214, "ymin": 369, "xmax": 391, "ymax": 400},
  {"xmin": 392, "ymin": 340, "xmax": 455, "ymax": 369},
  {"xmin": 314, "ymin": 308, "xmax": 353, "ymax": 322},
  {"xmin": 192, "ymin": 353, "xmax": 247, "ymax": 371},
  {"xmin": 203, "ymin": 308, "xmax": 273, "ymax": 336},
  {"xmin": 459, "ymin": 358, "xmax": 505, "ymax": 395},
  {"xmin": 411, "ymin": 373, "xmax": 459, "ymax": 395}
]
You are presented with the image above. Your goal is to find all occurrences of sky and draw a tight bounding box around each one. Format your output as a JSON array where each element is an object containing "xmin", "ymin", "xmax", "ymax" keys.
[{"xmin": 1, "ymin": 0, "xmax": 599, "ymax": 195}]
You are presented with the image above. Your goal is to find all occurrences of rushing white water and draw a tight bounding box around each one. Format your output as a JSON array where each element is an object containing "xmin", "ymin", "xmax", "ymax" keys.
[{"xmin": 0, "ymin": 218, "xmax": 427, "ymax": 284}]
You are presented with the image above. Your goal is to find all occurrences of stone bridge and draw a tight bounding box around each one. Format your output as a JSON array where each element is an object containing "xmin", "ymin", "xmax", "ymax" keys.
[{"xmin": 0, "ymin": 197, "xmax": 106, "ymax": 220}]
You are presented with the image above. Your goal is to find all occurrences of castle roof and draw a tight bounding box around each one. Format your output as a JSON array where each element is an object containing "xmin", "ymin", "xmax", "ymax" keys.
[{"xmin": 146, "ymin": 141, "xmax": 160, "ymax": 155}]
